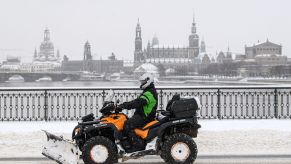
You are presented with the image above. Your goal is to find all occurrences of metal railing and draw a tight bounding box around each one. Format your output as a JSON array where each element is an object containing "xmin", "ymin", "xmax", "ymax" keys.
[{"xmin": 0, "ymin": 86, "xmax": 290, "ymax": 121}]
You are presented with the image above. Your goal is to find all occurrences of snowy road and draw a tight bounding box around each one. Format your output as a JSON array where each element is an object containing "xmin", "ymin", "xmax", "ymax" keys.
[
  {"xmin": 1, "ymin": 155, "xmax": 291, "ymax": 164},
  {"xmin": 1, "ymin": 120, "xmax": 291, "ymax": 163}
]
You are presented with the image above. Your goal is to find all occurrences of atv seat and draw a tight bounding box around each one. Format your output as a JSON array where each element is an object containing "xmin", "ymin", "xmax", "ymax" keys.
[
  {"xmin": 141, "ymin": 120, "xmax": 159, "ymax": 130},
  {"xmin": 134, "ymin": 120, "xmax": 159, "ymax": 139}
]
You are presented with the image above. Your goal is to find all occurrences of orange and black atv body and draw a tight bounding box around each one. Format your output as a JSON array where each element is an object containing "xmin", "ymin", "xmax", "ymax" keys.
[{"xmin": 72, "ymin": 95, "xmax": 201, "ymax": 164}]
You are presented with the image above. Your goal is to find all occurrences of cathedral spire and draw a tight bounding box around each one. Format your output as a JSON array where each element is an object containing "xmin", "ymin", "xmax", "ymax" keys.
[
  {"xmin": 191, "ymin": 14, "xmax": 197, "ymax": 34},
  {"xmin": 200, "ymin": 36, "xmax": 206, "ymax": 53},
  {"xmin": 193, "ymin": 11, "xmax": 195, "ymax": 24},
  {"xmin": 136, "ymin": 18, "xmax": 141, "ymax": 38},
  {"xmin": 147, "ymin": 40, "xmax": 151, "ymax": 48}
]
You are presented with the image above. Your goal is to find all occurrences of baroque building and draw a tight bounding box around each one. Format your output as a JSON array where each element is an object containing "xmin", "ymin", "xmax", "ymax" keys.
[
  {"xmin": 62, "ymin": 41, "xmax": 123, "ymax": 74},
  {"xmin": 34, "ymin": 28, "xmax": 60, "ymax": 62},
  {"xmin": 134, "ymin": 16, "xmax": 201, "ymax": 70},
  {"xmin": 31, "ymin": 28, "xmax": 61, "ymax": 72},
  {"xmin": 245, "ymin": 39, "xmax": 282, "ymax": 59},
  {"xmin": 243, "ymin": 39, "xmax": 287, "ymax": 66},
  {"xmin": 235, "ymin": 39, "xmax": 288, "ymax": 77}
]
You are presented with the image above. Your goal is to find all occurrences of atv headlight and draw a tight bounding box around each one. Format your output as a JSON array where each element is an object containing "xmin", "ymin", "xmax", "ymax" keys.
[
  {"xmin": 75, "ymin": 127, "xmax": 81, "ymax": 135},
  {"xmin": 196, "ymin": 110, "xmax": 200, "ymax": 117}
]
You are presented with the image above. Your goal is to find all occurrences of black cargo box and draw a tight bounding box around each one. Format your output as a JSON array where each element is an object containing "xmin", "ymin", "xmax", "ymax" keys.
[{"xmin": 171, "ymin": 98, "xmax": 198, "ymax": 118}]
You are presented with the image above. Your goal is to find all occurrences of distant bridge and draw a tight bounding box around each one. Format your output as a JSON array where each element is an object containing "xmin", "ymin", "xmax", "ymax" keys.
[{"xmin": 0, "ymin": 72, "xmax": 80, "ymax": 83}]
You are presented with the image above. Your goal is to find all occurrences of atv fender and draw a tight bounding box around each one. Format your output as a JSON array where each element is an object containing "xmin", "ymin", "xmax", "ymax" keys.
[
  {"xmin": 157, "ymin": 117, "xmax": 201, "ymax": 139},
  {"xmin": 83, "ymin": 123, "xmax": 122, "ymax": 140}
]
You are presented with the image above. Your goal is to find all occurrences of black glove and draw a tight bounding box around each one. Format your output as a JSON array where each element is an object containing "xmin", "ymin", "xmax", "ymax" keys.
[
  {"xmin": 118, "ymin": 102, "xmax": 131, "ymax": 109},
  {"xmin": 115, "ymin": 106, "xmax": 123, "ymax": 112}
]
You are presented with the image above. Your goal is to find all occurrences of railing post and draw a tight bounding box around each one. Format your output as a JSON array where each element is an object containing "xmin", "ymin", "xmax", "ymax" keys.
[
  {"xmin": 159, "ymin": 89, "xmax": 164, "ymax": 110},
  {"xmin": 217, "ymin": 89, "xmax": 221, "ymax": 119},
  {"xmin": 44, "ymin": 89, "xmax": 48, "ymax": 121},
  {"xmin": 102, "ymin": 90, "xmax": 106, "ymax": 103},
  {"xmin": 274, "ymin": 88, "xmax": 278, "ymax": 119}
]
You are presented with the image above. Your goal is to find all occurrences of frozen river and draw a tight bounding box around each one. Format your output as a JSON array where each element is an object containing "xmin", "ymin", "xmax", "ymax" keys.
[{"xmin": 0, "ymin": 79, "xmax": 283, "ymax": 88}]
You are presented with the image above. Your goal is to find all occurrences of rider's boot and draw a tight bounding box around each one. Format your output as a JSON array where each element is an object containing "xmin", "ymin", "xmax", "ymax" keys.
[{"xmin": 126, "ymin": 132, "xmax": 145, "ymax": 153}]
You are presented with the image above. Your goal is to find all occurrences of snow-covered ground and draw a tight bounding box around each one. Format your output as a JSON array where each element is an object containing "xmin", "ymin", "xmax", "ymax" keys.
[{"xmin": 0, "ymin": 120, "xmax": 291, "ymax": 158}]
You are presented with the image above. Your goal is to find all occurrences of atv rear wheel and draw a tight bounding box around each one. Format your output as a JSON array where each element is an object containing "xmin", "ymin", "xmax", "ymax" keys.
[
  {"xmin": 161, "ymin": 133, "xmax": 197, "ymax": 164},
  {"xmin": 82, "ymin": 136, "xmax": 117, "ymax": 164}
]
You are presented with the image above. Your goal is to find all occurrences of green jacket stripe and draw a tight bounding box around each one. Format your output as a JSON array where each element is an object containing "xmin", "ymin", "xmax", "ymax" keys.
[{"xmin": 140, "ymin": 91, "xmax": 157, "ymax": 116}]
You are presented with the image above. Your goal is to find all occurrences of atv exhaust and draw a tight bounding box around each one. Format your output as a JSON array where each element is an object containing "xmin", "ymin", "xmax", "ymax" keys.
[{"xmin": 42, "ymin": 130, "xmax": 81, "ymax": 164}]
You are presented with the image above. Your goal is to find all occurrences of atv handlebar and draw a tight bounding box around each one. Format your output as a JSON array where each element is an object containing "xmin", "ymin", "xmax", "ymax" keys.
[{"xmin": 78, "ymin": 120, "xmax": 104, "ymax": 125}]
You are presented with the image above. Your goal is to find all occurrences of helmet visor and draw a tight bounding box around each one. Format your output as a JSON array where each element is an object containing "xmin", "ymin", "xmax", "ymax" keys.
[{"xmin": 140, "ymin": 79, "xmax": 147, "ymax": 87}]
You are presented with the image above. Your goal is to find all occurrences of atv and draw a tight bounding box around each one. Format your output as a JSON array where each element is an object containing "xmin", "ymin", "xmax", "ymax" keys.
[{"xmin": 42, "ymin": 91, "xmax": 201, "ymax": 164}]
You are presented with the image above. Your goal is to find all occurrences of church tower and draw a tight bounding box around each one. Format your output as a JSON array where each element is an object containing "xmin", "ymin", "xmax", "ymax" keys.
[
  {"xmin": 56, "ymin": 49, "xmax": 60, "ymax": 59},
  {"xmin": 188, "ymin": 15, "xmax": 199, "ymax": 58},
  {"xmin": 83, "ymin": 41, "xmax": 93, "ymax": 71},
  {"xmin": 200, "ymin": 37, "xmax": 206, "ymax": 53},
  {"xmin": 134, "ymin": 19, "xmax": 143, "ymax": 64},
  {"xmin": 34, "ymin": 48, "xmax": 37, "ymax": 59},
  {"xmin": 84, "ymin": 41, "xmax": 92, "ymax": 61}
]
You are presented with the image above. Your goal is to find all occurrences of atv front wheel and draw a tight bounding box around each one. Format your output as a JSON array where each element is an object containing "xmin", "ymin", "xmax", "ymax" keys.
[
  {"xmin": 161, "ymin": 133, "xmax": 197, "ymax": 164},
  {"xmin": 82, "ymin": 136, "xmax": 117, "ymax": 164}
]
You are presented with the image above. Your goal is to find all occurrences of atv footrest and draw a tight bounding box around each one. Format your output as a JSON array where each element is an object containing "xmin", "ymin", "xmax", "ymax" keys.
[{"xmin": 122, "ymin": 149, "xmax": 156, "ymax": 162}]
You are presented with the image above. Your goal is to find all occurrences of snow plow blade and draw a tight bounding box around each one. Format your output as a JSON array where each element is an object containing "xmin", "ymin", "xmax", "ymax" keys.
[{"xmin": 42, "ymin": 130, "xmax": 80, "ymax": 164}]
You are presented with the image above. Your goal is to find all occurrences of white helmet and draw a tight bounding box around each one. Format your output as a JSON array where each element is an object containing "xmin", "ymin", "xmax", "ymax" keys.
[{"xmin": 139, "ymin": 73, "xmax": 154, "ymax": 89}]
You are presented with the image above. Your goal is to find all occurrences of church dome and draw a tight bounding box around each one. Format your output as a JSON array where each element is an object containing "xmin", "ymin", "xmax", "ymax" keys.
[
  {"xmin": 152, "ymin": 35, "xmax": 159, "ymax": 46},
  {"xmin": 34, "ymin": 28, "xmax": 58, "ymax": 62},
  {"xmin": 40, "ymin": 40, "xmax": 54, "ymax": 49}
]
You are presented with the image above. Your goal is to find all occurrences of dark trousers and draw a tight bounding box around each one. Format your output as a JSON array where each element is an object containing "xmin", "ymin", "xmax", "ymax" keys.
[
  {"xmin": 123, "ymin": 113, "xmax": 149, "ymax": 147},
  {"xmin": 124, "ymin": 113, "xmax": 147, "ymax": 135}
]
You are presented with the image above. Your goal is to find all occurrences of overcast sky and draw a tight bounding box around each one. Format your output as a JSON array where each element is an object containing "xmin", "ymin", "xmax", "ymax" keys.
[{"xmin": 0, "ymin": 0, "xmax": 290, "ymax": 62}]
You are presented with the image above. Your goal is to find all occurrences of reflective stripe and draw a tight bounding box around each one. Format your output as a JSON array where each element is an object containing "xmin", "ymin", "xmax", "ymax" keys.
[
  {"xmin": 140, "ymin": 95, "xmax": 149, "ymax": 104},
  {"xmin": 141, "ymin": 91, "xmax": 157, "ymax": 116}
]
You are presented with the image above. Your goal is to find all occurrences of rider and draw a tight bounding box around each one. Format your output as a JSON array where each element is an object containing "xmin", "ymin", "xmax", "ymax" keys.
[{"xmin": 118, "ymin": 73, "xmax": 158, "ymax": 151}]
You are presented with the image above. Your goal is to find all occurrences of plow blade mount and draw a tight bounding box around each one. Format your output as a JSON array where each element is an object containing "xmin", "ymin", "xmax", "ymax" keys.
[{"xmin": 42, "ymin": 130, "xmax": 81, "ymax": 164}]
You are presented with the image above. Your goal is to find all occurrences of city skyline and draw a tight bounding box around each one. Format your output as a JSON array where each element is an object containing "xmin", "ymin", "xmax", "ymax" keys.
[{"xmin": 0, "ymin": 0, "xmax": 291, "ymax": 63}]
